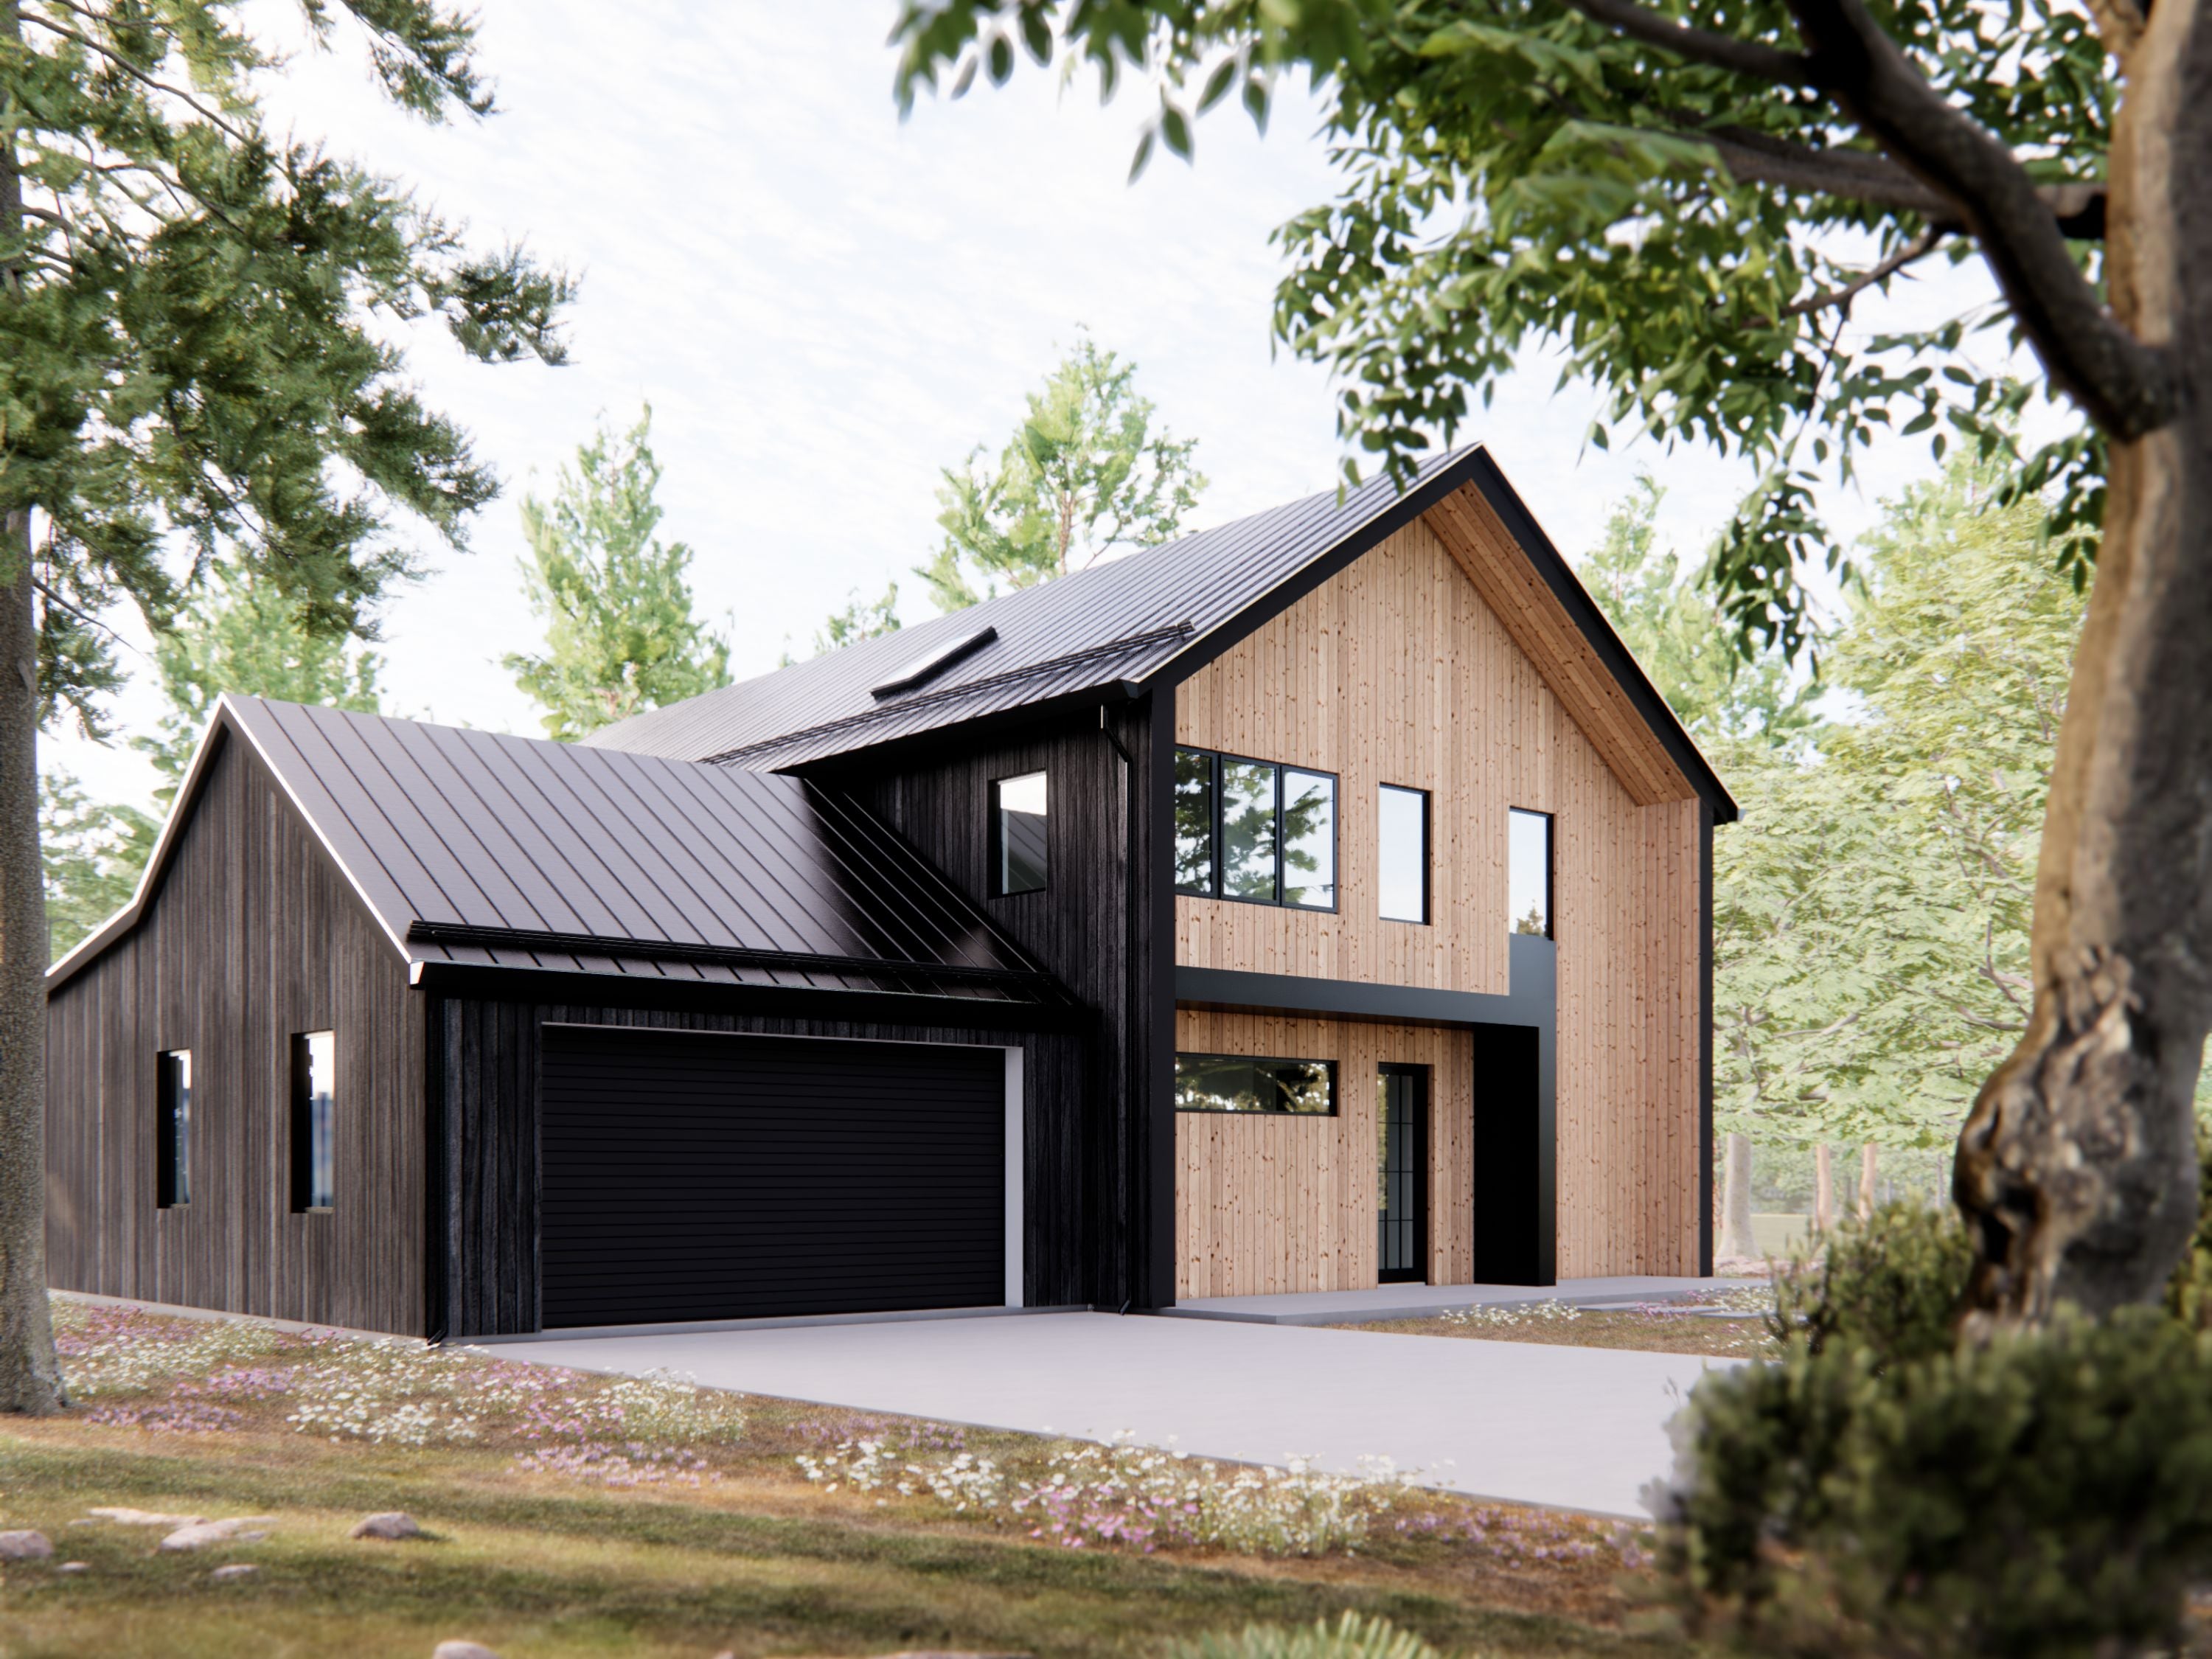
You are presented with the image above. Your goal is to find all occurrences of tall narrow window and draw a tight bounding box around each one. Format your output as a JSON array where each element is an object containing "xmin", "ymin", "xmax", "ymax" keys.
[
  {"xmin": 991, "ymin": 771, "xmax": 1048, "ymax": 896},
  {"xmin": 1220, "ymin": 759, "xmax": 1279, "ymax": 900},
  {"xmin": 291, "ymin": 1031, "xmax": 335, "ymax": 1212},
  {"xmin": 1281, "ymin": 769, "xmax": 1337, "ymax": 908},
  {"xmin": 156, "ymin": 1049, "xmax": 191, "ymax": 1208},
  {"xmin": 1173, "ymin": 748, "xmax": 1217, "ymax": 894},
  {"xmin": 1509, "ymin": 808, "xmax": 1554, "ymax": 938},
  {"xmin": 1378, "ymin": 785, "xmax": 1429, "ymax": 923}
]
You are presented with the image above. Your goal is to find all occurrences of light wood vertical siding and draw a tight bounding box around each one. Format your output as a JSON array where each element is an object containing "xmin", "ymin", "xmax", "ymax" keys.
[
  {"xmin": 1174, "ymin": 507, "xmax": 1703, "ymax": 1284},
  {"xmin": 44, "ymin": 731, "xmax": 427, "ymax": 1333},
  {"xmin": 1174, "ymin": 1009, "xmax": 1474, "ymax": 1298}
]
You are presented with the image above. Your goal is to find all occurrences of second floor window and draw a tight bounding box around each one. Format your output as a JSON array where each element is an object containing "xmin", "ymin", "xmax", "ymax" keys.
[
  {"xmin": 991, "ymin": 771, "xmax": 1048, "ymax": 896},
  {"xmin": 1174, "ymin": 747, "xmax": 1336, "ymax": 910},
  {"xmin": 1510, "ymin": 807, "xmax": 1554, "ymax": 938},
  {"xmin": 1378, "ymin": 784, "xmax": 1429, "ymax": 924},
  {"xmin": 156, "ymin": 1049, "xmax": 191, "ymax": 1208},
  {"xmin": 291, "ymin": 1030, "xmax": 336, "ymax": 1212}
]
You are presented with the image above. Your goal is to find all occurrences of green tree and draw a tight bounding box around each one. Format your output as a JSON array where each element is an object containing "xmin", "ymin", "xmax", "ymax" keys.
[
  {"xmin": 896, "ymin": 0, "xmax": 2211, "ymax": 1328},
  {"xmin": 1, "ymin": 0, "xmax": 572, "ymax": 1413},
  {"xmin": 815, "ymin": 582, "xmax": 902, "ymax": 654},
  {"xmin": 919, "ymin": 334, "xmax": 1206, "ymax": 611},
  {"xmin": 133, "ymin": 566, "xmax": 383, "ymax": 795},
  {"xmin": 38, "ymin": 771, "xmax": 156, "ymax": 959},
  {"xmin": 505, "ymin": 407, "xmax": 731, "ymax": 740}
]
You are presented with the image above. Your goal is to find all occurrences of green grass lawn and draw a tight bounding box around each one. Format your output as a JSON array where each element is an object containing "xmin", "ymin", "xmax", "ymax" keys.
[{"xmin": 0, "ymin": 1301, "xmax": 1697, "ymax": 1659}]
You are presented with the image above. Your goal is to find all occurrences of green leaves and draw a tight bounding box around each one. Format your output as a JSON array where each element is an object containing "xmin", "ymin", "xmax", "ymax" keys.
[
  {"xmin": 918, "ymin": 333, "xmax": 1206, "ymax": 612},
  {"xmin": 504, "ymin": 406, "xmax": 731, "ymax": 741}
]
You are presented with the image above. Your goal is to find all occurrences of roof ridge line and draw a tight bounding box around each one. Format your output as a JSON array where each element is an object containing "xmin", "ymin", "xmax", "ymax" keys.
[{"xmin": 703, "ymin": 620, "xmax": 1194, "ymax": 767}]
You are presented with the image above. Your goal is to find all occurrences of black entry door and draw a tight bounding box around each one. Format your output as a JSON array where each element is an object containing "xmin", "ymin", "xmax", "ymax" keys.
[
  {"xmin": 1377, "ymin": 1065, "xmax": 1428, "ymax": 1283},
  {"xmin": 539, "ymin": 1026, "xmax": 1006, "ymax": 1329}
]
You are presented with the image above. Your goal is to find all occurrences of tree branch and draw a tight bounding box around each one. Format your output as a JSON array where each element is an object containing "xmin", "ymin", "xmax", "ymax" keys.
[
  {"xmin": 1752, "ymin": 225, "xmax": 1947, "ymax": 325},
  {"xmin": 1561, "ymin": 0, "xmax": 1819, "ymax": 84},
  {"xmin": 1780, "ymin": 0, "xmax": 2173, "ymax": 437}
]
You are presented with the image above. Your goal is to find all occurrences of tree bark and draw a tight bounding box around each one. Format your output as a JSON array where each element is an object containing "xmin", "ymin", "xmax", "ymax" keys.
[
  {"xmin": 0, "ymin": 505, "xmax": 60, "ymax": 1415},
  {"xmin": 1814, "ymin": 1142, "xmax": 1835, "ymax": 1234},
  {"xmin": 1859, "ymin": 1142, "xmax": 1878, "ymax": 1220},
  {"xmin": 1717, "ymin": 1131, "xmax": 1757, "ymax": 1262},
  {"xmin": 0, "ymin": 0, "xmax": 63, "ymax": 1416},
  {"xmin": 1954, "ymin": 0, "xmax": 2212, "ymax": 1330}
]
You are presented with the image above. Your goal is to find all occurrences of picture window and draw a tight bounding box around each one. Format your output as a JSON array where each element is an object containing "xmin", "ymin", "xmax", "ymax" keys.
[
  {"xmin": 1172, "ymin": 748, "xmax": 1338, "ymax": 911},
  {"xmin": 1174, "ymin": 1052, "xmax": 1337, "ymax": 1116}
]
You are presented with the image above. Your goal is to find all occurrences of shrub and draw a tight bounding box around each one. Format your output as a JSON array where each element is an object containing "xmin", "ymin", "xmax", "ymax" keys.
[
  {"xmin": 1767, "ymin": 1200, "xmax": 1974, "ymax": 1366},
  {"xmin": 2165, "ymin": 1121, "xmax": 2212, "ymax": 1330},
  {"xmin": 1168, "ymin": 1612, "xmax": 1447, "ymax": 1659}
]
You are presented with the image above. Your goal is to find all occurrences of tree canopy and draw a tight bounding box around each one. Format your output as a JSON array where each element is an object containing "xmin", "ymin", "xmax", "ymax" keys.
[
  {"xmin": 918, "ymin": 334, "xmax": 1206, "ymax": 611},
  {"xmin": 504, "ymin": 407, "xmax": 731, "ymax": 740}
]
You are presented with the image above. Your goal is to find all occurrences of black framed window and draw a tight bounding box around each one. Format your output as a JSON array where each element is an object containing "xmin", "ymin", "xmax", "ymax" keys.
[
  {"xmin": 156, "ymin": 1048, "xmax": 190, "ymax": 1208},
  {"xmin": 1509, "ymin": 807, "xmax": 1553, "ymax": 938},
  {"xmin": 1172, "ymin": 747, "xmax": 1337, "ymax": 911},
  {"xmin": 1378, "ymin": 784, "xmax": 1429, "ymax": 924},
  {"xmin": 291, "ymin": 1030, "xmax": 335, "ymax": 1212},
  {"xmin": 990, "ymin": 771, "xmax": 1048, "ymax": 896},
  {"xmin": 1175, "ymin": 1052, "xmax": 1337, "ymax": 1116}
]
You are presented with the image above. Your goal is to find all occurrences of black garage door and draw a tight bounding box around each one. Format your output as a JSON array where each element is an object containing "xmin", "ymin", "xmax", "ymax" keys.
[{"xmin": 540, "ymin": 1026, "xmax": 1006, "ymax": 1328}]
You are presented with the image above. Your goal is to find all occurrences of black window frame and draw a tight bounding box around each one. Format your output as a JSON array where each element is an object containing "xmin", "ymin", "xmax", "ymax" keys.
[
  {"xmin": 291, "ymin": 1029, "xmax": 336, "ymax": 1214},
  {"xmin": 1509, "ymin": 806, "xmax": 1555, "ymax": 941},
  {"xmin": 1173, "ymin": 1051, "xmax": 1340, "ymax": 1116},
  {"xmin": 1172, "ymin": 746, "xmax": 1340, "ymax": 913},
  {"xmin": 988, "ymin": 770, "xmax": 1049, "ymax": 898},
  {"xmin": 1377, "ymin": 782, "xmax": 1431, "ymax": 926},
  {"xmin": 156, "ymin": 1048, "xmax": 190, "ymax": 1209}
]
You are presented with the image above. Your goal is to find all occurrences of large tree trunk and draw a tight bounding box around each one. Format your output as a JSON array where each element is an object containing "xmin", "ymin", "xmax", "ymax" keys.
[
  {"xmin": 1954, "ymin": 0, "xmax": 2212, "ymax": 1329},
  {"xmin": 1717, "ymin": 1131, "xmax": 1757, "ymax": 1262},
  {"xmin": 0, "ymin": 505, "xmax": 60, "ymax": 1413}
]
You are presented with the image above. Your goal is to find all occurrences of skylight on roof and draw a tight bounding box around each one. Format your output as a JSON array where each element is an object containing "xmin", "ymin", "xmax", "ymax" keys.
[{"xmin": 870, "ymin": 625, "xmax": 998, "ymax": 699}]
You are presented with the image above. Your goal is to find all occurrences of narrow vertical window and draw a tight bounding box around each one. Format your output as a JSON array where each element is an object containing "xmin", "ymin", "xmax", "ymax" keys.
[
  {"xmin": 991, "ymin": 771, "xmax": 1048, "ymax": 896},
  {"xmin": 1378, "ymin": 785, "xmax": 1430, "ymax": 923},
  {"xmin": 291, "ymin": 1031, "xmax": 335, "ymax": 1212},
  {"xmin": 1509, "ymin": 808, "xmax": 1554, "ymax": 938},
  {"xmin": 156, "ymin": 1049, "xmax": 191, "ymax": 1208},
  {"xmin": 1280, "ymin": 769, "xmax": 1337, "ymax": 909},
  {"xmin": 1220, "ymin": 759, "xmax": 1280, "ymax": 900},
  {"xmin": 1173, "ymin": 748, "xmax": 1217, "ymax": 895}
]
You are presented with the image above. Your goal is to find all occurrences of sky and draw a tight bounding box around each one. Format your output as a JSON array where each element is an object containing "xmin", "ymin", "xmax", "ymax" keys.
[{"xmin": 47, "ymin": 1, "xmax": 2018, "ymax": 809}]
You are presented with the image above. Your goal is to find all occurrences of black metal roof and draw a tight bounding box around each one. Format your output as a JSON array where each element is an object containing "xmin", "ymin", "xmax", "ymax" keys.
[
  {"xmin": 584, "ymin": 446, "xmax": 1736, "ymax": 820},
  {"xmin": 47, "ymin": 695, "xmax": 1065, "ymax": 1004}
]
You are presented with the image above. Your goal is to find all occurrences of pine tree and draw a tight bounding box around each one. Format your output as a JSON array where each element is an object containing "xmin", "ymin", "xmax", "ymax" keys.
[
  {"xmin": 38, "ymin": 771, "xmax": 156, "ymax": 960},
  {"xmin": 505, "ymin": 407, "xmax": 730, "ymax": 740},
  {"xmin": 918, "ymin": 335, "xmax": 1205, "ymax": 611},
  {"xmin": 0, "ymin": 0, "xmax": 572, "ymax": 1413}
]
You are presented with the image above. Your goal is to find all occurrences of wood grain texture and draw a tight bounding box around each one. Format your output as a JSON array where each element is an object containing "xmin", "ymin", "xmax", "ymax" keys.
[
  {"xmin": 1173, "ymin": 1009, "xmax": 1474, "ymax": 1297},
  {"xmin": 44, "ymin": 730, "xmax": 427, "ymax": 1332},
  {"xmin": 1173, "ymin": 509, "xmax": 1703, "ymax": 1280}
]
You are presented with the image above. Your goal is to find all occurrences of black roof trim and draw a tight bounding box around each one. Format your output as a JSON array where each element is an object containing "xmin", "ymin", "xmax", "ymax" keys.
[{"xmin": 871, "ymin": 625, "xmax": 998, "ymax": 699}]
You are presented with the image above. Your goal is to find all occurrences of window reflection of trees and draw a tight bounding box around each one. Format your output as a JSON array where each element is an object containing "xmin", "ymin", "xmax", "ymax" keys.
[
  {"xmin": 1173, "ymin": 748, "xmax": 1214, "ymax": 891},
  {"xmin": 1281, "ymin": 768, "xmax": 1334, "ymax": 907},
  {"xmin": 1220, "ymin": 761, "xmax": 1278, "ymax": 899},
  {"xmin": 1173, "ymin": 1054, "xmax": 1335, "ymax": 1115}
]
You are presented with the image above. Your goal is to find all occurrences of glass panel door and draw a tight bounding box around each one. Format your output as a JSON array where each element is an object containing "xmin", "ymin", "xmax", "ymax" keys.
[{"xmin": 1377, "ymin": 1065, "xmax": 1427, "ymax": 1283}]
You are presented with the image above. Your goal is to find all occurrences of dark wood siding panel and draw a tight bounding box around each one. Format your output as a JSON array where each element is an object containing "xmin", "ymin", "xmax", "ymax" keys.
[
  {"xmin": 431, "ymin": 995, "xmax": 1082, "ymax": 1338},
  {"xmin": 44, "ymin": 731, "xmax": 426, "ymax": 1332},
  {"xmin": 817, "ymin": 696, "xmax": 1169, "ymax": 1309}
]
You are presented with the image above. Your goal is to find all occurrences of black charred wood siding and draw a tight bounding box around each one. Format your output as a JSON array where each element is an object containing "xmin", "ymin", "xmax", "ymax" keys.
[
  {"xmin": 426, "ymin": 991, "xmax": 1082, "ymax": 1338},
  {"xmin": 811, "ymin": 694, "xmax": 1172, "ymax": 1308},
  {"xmin": 43, "ymin": 731, "xmax": 427, "ymax": 1333}
]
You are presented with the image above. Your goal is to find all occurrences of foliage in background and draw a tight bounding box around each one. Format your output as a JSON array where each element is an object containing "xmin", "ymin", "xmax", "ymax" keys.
[
  {"xmin": 1660, "ymin": 1194, "xmax": 2212, "ymax": 1656},
  {"xmin": 133, "ymin": 568, "xmax": 385, "ymax": 794},
  {"xmin": 815, "ymin": 582, "xmax": 902, "ymax": 655},
  {"xmin": 504, "ymin": 407, "xmax": 730, "ymax": 740},
  {"xmin": 1169, "ymin": 1613, "xmax": 1444, "ymax": 1659},
  {"xmin": 4, "ymin": 0, "xmax": 572, "ymax": 733},
  {"xmin": 918, "ymin": 333, "xmax": 1205, "ymax": 611},
  {"xmin": 38, "ymin": 772, "xmax": 156, "ymax": 960},
  {"xmin": 890, "ymin": 0, "xmax": 2110, "ymax": 662}
]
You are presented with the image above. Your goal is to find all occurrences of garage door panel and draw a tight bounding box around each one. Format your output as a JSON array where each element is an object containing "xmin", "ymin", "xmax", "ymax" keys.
[{"xmin": 540, "ymin": 1027, "xmax": 1006, "ymax": 1328}]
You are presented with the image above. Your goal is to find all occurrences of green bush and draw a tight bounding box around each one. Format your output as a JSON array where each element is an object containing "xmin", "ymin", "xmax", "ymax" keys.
[
  {"xmin": 1770, "ymin": 1200, "xmax": 1975, "ymax": 1366},
  {"xmin": 1663, "ymin": 1174, "xmax": 2212, "ymax": 1657},
  {"xmin": 1169, "ymin": 1613, "xmax": 1447, "ymax": 1659},
  {"xmin": 2165, "ymin": 1121, "xmax": 2212, "ymax": 1330}
]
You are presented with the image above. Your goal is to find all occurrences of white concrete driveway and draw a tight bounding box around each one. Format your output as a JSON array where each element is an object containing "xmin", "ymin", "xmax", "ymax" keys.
[{"xmin": 501, "ymin": 1312, "xmax": 1727, "ymax": 1517}]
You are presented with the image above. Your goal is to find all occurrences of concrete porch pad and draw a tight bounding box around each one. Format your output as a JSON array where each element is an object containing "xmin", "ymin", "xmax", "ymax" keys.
[{"xmin": 1166, "ymin": 1274, "xmax": 1764, "ymax": 1326}]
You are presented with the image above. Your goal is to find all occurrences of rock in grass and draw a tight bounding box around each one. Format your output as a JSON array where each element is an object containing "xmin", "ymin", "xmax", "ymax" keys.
[
  {"xmin": 56, "ymin": 1562, "xmax": 90, "ymax": 1574},
  {"xmin": 0, "ymin": 1531, "xmax": 53, "ymax": 1561},
  {"xmin": 432, "ymin": 1642, "xmax": 501, "ymax": 1659},
  {"xmin": 350, "ymin": 1511, "xmax": 423, "ymax": 1541},
  {"xmin": 86, "ymin": 1507, "xmax": 202, "ymax": 1527},
  {"xmin": 209, "ymin": 1563, "xmax": 259, "ymax": 1582},
  {"xmin": 159, "ymin": 1517, "xmax": 273, "ymax": 1552}
]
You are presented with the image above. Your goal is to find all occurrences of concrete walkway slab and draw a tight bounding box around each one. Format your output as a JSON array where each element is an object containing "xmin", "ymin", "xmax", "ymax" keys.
[
  {"xmin": 1169, "ymin": 1274, "xmax": 1762, "ymax": 1326},
  {"xmin": 503, "ymin": 1310, "xmax": 1730, "ymax": 1518}
]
